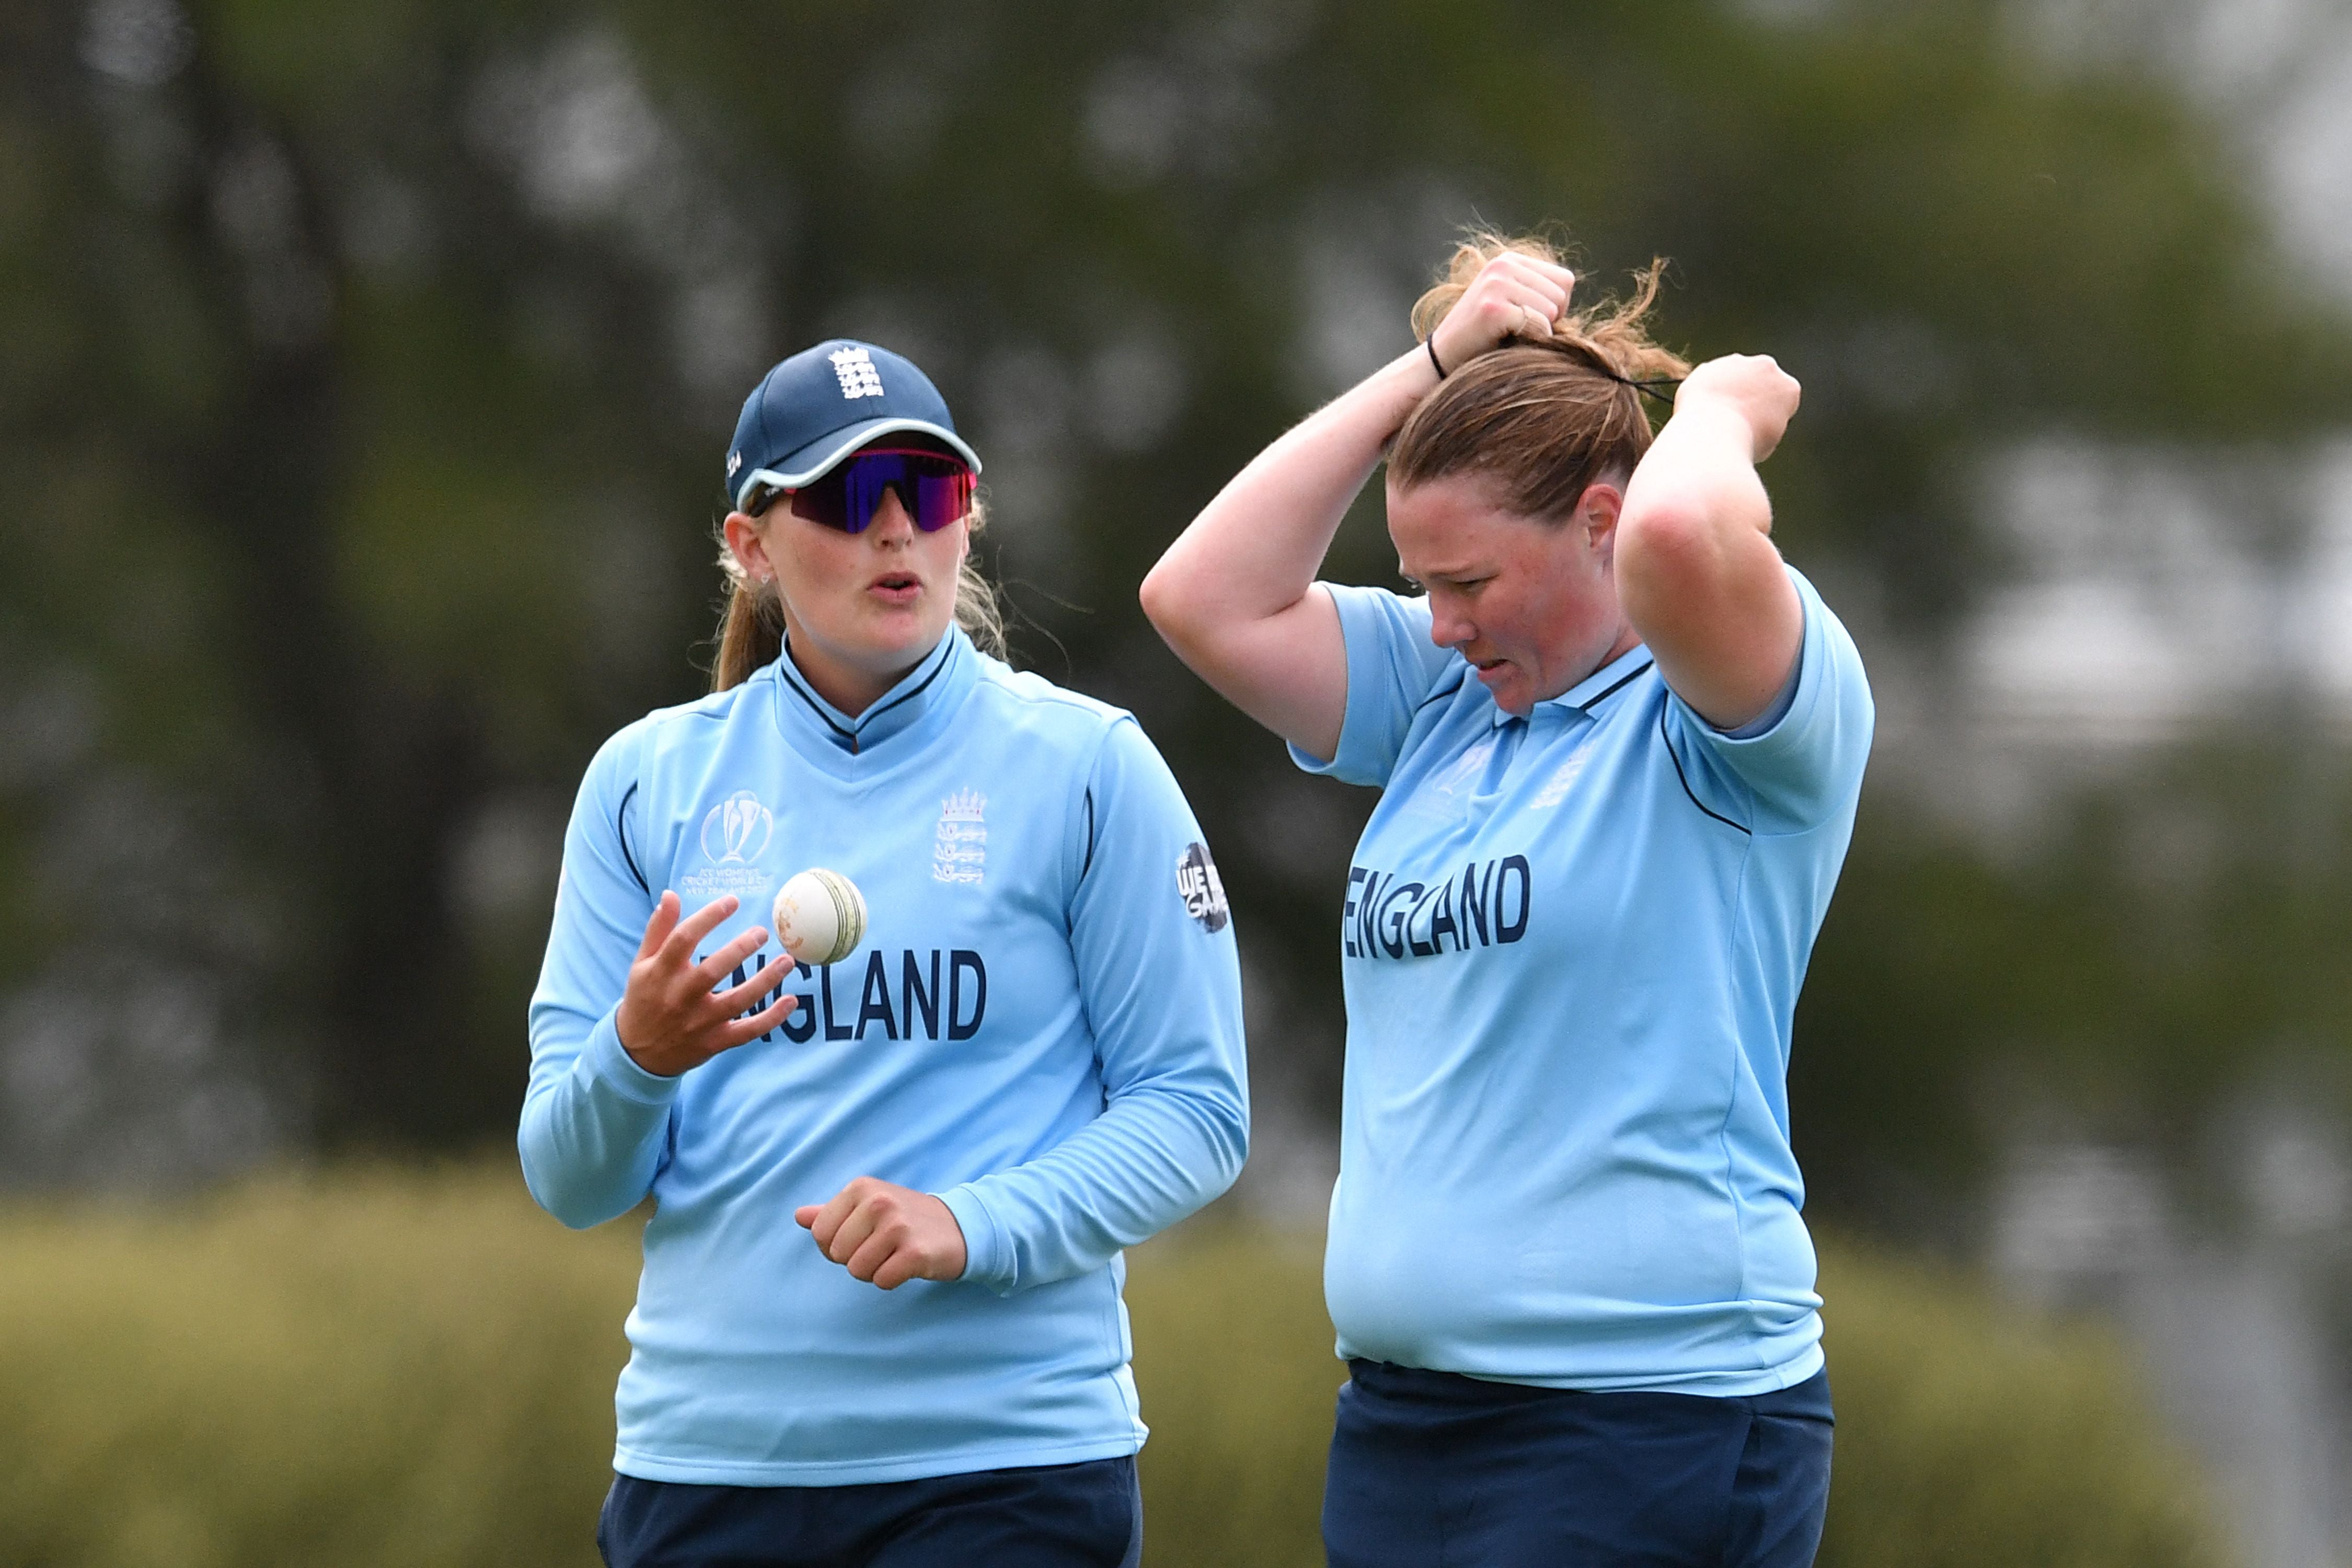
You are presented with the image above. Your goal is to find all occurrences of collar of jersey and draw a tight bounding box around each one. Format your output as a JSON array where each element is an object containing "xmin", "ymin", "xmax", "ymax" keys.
[
  {"xmin": 1490, "ymin": 642, "xmax": 1657, "ymax": 728},
  {"xmin": 769, "ymin": 628, "xmax": 973, "ymax": 762}
]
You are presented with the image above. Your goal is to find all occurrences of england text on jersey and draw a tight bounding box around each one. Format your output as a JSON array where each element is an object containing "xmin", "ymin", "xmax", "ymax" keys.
[
  {"xmin": 1343, "ymin": 858, "xmax": 1531, "ymax": 960},
  {"xmin": 724, "ymin": 947, "xmax": 988, "ymax": 1043}
]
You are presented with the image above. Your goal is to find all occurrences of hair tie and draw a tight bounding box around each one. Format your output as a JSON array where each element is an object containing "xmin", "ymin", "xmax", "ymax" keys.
[
  {"xmin": 1595, "ymin": 364, "xmax": 1681, "ymax": 405},
  {"xmin": 1425, "ymin": 336, "xmax": 1447, "ymax": 380}
]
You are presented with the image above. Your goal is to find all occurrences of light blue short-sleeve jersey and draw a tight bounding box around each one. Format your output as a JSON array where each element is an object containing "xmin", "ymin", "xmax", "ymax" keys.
[
  {"xmin": 523, "ymin": 629, "xmax": 1249, "ymax": 1484},
  {"xmin": 1291, "ymin": 564, "xmax": 1872, "ymax": 1394}
]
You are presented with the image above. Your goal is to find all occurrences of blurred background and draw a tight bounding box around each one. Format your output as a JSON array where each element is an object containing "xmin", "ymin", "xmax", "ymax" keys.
[{"xmin": 6, "ymin": 0, "xmax": 2352, "ymax": 1562}]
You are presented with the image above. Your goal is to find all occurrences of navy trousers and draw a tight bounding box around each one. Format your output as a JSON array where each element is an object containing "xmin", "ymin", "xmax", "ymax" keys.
[
  {"xmin": 1322, "ymin": 1363, "xmax": 1833, "ymax": 1568},
  {"xmin": 597, "ymin": 1457, "xmax": 1143, "ymax": 1568}
]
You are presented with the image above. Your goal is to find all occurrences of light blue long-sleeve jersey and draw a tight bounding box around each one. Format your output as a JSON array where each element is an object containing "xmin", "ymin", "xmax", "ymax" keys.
[
  {"xmin": 1292, "ymin": 564, "xmax": 1871, "ymax": 1395},
  {"xmin": 524, "ymin": 628, "xmax": 1249, "ymax": 1485}
]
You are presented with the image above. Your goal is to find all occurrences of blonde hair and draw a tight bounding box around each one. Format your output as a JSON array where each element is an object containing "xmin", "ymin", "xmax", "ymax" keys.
[
  {"xmin": 708, "ymin": 497, "xmax": 1007, "ymax": 693},
  {"xmin": 1394, "ymin": 232, "xmax": 1691, "ymax": 520}
]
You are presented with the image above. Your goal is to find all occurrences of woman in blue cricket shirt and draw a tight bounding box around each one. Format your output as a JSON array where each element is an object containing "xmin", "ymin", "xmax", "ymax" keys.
[
  {"xmin": 524, "ymin": 338, "xmax": 1249, "ymax": 1568},
  {"xmin": 1142, "ymin": 236, "xmax": 1872, "ymax": 1567}
]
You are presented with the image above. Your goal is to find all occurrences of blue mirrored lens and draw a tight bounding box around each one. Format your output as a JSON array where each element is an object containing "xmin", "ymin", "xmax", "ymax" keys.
[{"xmin": 790, "ymin": 451, "xmax": 974, "ymax": 533}]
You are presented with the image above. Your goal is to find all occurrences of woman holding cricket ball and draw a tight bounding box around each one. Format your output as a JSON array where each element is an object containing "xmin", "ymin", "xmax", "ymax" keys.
[
  {"xmin": 1143, "ymin": 235, "xmax": 1872, "ymax": 1567},
  {"xmin": 523, "ymin": 339, "xmax": 1249, "ymax": 1568}
]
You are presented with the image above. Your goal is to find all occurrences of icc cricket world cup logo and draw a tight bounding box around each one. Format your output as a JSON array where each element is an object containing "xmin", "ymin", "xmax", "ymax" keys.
[{"xmin": 700, "ymin": 791, "xmax": 775, "ymax": 866}]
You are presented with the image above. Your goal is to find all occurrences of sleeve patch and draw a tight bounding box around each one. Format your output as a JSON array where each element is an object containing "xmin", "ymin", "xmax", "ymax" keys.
[{"xmin": 1176, "ymin": 843, "xmax": 1230, "ymax": 932}]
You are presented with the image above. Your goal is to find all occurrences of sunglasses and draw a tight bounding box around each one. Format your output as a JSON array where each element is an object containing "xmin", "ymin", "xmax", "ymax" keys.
[{"xmin": 747, "ymin": 448, "xmax": 976, "ymax": 533}]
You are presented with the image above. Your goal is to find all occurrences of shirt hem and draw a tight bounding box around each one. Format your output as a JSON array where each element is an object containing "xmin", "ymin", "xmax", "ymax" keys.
[
  {"xmin": 610, "ymin": 1431, "xmax": 1145, "ymax": 1487},
  {"xmin": 1436, "ymin": 1340, "xmax": 1825, "ymax": 1399}
]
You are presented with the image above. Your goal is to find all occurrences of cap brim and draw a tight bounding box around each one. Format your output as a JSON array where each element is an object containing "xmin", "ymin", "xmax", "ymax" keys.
[{"xmin": 735, "ymin": 418, "xmax": 982, "ymax": 511}]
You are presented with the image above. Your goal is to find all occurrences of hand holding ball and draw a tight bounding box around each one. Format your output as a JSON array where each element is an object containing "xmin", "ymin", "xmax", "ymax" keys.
[{"xmin": 773, "ymin": 869, "xmax": 868, "ymax": 966}]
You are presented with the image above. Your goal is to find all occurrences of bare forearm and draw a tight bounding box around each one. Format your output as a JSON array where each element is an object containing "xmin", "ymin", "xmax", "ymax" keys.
[
  {"xmin": 1140, "ymin": 348, "xmax": 1440, "ymax": 754},
  {"xmin": 1617, "ymin": 362, "xmax": 1805, "ymax": 728},
  {"xmin": 1144, "ymin": 347, "xmax": 1433, "ymax": 634},
  {"xmin": 1621, "ymin": 401, "xmax": 1771, "ymax": 549},
  {"xmin": 1143, "ymin": 249, "xmax": 1577, "ymax": 752}
]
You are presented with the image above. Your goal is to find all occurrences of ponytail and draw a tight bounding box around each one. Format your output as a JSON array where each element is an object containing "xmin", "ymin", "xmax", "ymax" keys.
[
  {"xmin": 951, "ymin": 537, "xmax": 1009, "ymax": 663},
  {"xmin": 710, "ymin": 568, "xmax": 786, "ymax": 693},
  {"xmin": 1393, "ymin": 232, "xmax": 1692, "ymax": 522}
]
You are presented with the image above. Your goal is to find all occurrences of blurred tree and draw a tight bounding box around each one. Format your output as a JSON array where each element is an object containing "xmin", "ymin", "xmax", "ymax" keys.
[{"xmin": 2, "ymin": 0, "xmax": 2347, "ymax": 1194}]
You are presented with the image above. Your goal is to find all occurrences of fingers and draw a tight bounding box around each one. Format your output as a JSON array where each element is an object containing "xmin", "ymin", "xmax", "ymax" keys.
[
  {"xmin": 714, "ymin": 951, "xmax": 794, "ymax": 1013},
  {"xmin": 696, "ymin": 925, "xmax": 773, "ymax": 987},
  {"xmin": 1482, "ymin": 253, "xmax": 1571, "ymax": 327},
  {"xmin": 850, "ymin": 1231, "xmax": 914, "ymax": 1289},
  {"xmin": 1508, "ymin": 251, "xmax": 1576, "ymax": 291},
  {"xmin": 662, "ymin": 896, "xmax": 741, "ymax": 966},
  {"xmin": 801, "ymin": 1181, "xmax": 962, "ymax": 1290},
  {"xmin": 716, "ymin": 990, "xmax": 797, "ymax": 1051},
  {"xmin": 1477, "ymin": 284, "xmax": 1565, "ymax": 333},
  {"xmin": 804, "ymin": 1181, "xmax": 866, "ymax": 1258},
  {"xmin": 842, "ymin": 1210, "xmax": 934, "ymax": 1289},
  {"xmin": 712, "ymin": 950, "xmax": 786, "ymax": 1009},
  {"xmin": 635, "ymin": 891, "xmax": 682, "ymax": 960},
  {"xmin": 1689, "ymin": 353, "xmax": 1801, "ymax": 408},
  {"xmin": 1435, "ymin": 253, "xmax": 1577, "ymax": 370},
  {"xmin": 823, "ymin": 1194, "xmax": 881, "ymax": 1269},
  {"xmin": 1675, "ymin": 354, "xmax": 1801, "ymax": 463},
  {"xmin": 1480, "ymin": 249, "xmax": 1573, "ymax": 293},
  {"xmin": 619, "ymin": 889, "xmax": 804, "ymax": 1076}
]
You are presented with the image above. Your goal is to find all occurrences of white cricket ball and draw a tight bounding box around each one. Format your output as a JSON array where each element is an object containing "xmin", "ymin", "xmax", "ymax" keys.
[{"xmin": 773, "ymin": 868, "xmax": 868, "ymax": 967}]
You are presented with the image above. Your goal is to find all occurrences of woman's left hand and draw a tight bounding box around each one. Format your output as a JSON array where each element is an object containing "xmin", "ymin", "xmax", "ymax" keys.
[
  {"xmin": 1618, "ymin": 351, "xmax": 1805, "ymax": 731},
  {"xmin": 1672, "ymin": 354, "xmax": 1802, "ymax": 463},
  {"xmin": 796, "ymin": 1178, "xmax": 969, "ymax": 1289}
]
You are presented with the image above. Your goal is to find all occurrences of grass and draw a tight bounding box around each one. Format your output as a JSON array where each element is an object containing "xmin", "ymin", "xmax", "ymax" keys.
[{"xmin": 0, "ymin": 1164, "xmax": 2226, "ymax": 1566}]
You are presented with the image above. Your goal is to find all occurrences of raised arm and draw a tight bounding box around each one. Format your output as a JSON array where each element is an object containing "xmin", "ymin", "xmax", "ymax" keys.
[
  {"xmin": 522, "ymin": 729, "xmax": 794, "ymax": 1229},
  {"xmin": 1141, "ymin": 252, "xmax": 1576, "ymax": 758},
  {"xmin": 1615, "ymin": 354, "xmax": 1806, "ymax": 730}
]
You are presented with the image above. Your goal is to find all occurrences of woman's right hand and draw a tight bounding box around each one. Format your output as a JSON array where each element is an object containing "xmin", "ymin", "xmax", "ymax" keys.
[
  {"xmin": 616, "ymin": 892, "xmax": 798, "ymax": 1077},
  {"xmin": 1427, "ymin": 250, "xmax": 1577, "ymax": 376},
  {"xmin": 1143, "ymin": 247, "xmax": 1578, "ymax": 760}
]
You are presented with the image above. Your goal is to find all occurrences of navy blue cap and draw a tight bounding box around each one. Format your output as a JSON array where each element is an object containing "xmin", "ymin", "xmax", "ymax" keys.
[{"xmin": 724, "ymin": 339, "xmax": 982, "ymax": 513}]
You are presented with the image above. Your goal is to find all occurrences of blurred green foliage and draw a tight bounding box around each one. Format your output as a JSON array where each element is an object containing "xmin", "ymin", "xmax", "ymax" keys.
[
  {"xmin": 0, "ymin": 1165, "xmax": 2222, "ymax": 1566},
  {"xmin": 3, "ymin": 0, "xmax": 2350, "ymax": 1207},
  {"xmin": 1796, "ymin": 740, "xmax": 2352, "ymax": 1217},
  {"xmin": 0, "ymin": 1167, "xmax": 626, "ymax": 1567}
]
